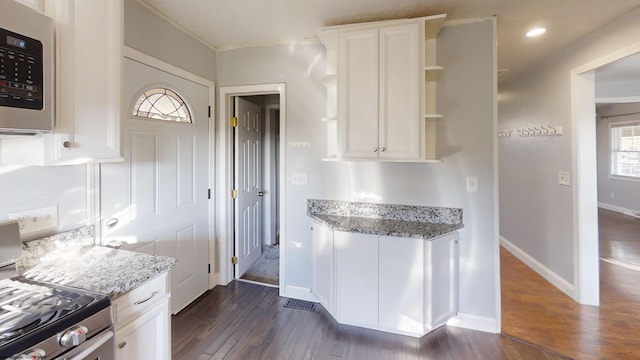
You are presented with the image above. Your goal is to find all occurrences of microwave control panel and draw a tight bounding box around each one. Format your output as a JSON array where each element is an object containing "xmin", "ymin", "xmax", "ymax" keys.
[{"xmin": 0, "ymin": 27, "xmax": 44, "ymax": 111}]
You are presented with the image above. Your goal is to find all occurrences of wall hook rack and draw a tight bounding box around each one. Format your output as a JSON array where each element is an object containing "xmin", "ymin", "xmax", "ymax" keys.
[
  {"xmin": 516, "ymin": 125, "xmax": 563, "ymax": 137},
  {"xmin": 497, "ymin": 130, "xmax": 512, "ymax": 137}
]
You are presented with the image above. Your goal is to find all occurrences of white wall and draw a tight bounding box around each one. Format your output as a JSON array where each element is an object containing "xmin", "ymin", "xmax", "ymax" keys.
[
  {"xmin": 500, "ymin": 7, "xmax": 640, "ymax": 288},
  {"xmin": 216, "ymin": 19, "xmax": 499, "ymax": 324},
  {"xmin": 596, "ymin": 102, "xmax": 640, "ymax": 212},
  {"xmin": 0, "ymin": 164, "xmax": 88, "ymax": 236}
]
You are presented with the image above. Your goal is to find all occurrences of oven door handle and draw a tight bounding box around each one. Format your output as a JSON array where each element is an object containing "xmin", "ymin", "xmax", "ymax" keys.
[{"xmin": 66, "ymin": 330, "xmax": 114, "ymax": 360}]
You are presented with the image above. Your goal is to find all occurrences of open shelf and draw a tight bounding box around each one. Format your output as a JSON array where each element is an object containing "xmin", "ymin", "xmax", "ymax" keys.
[
  {"xmin": 322, "ymin": 74, "xmax": 337, "ymax": 87},
  {"xmin": 424, "ymin": 114, "xmax": 444, "ymax": 119},
  {"xmin": 425, "ymin": 66, "xmax": 444, "ymax": 81}
]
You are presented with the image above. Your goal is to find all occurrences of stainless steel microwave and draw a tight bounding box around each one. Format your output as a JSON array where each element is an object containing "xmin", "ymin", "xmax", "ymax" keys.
[{"xmin": 0, "ymin": 1, "xmax": 54, "ymax": 135}]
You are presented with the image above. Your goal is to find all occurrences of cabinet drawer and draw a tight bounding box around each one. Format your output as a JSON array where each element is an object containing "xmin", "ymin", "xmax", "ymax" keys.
[{"xmin": 113, "ymin": 273, "xmax": 168, "ymax": 326}]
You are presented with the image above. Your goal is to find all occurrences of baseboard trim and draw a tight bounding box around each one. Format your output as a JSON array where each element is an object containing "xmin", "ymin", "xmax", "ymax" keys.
[
  {"xmin": 500, "ymin": 236, "xmax": 575, "ymax": 299},
  {"xmin": 446, "ymin": 313, "xmax": 499, "ymax": 334},
  {"xmin": 281, "ymin": 284, "xmax": 319, "ymax": 302},
  {"xmin": 598, "ymin": 202, "xmax": 640, "ymax": 218}
]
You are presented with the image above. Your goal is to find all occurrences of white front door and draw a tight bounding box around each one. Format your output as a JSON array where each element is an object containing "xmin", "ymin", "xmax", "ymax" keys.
[
  {"xmin": 101, "ymin": 58, "xmax": 210, "ymax": 313},
  {"xmin": 234, "ymin": 97, "xmax": 263, "ymax": 277}
]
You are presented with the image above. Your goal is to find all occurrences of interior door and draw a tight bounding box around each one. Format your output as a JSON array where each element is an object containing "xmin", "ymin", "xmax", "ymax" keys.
[
  {"xmin": 101, "ymin": 58, "xmax": 210, "ymax": 314},
  {"xmin": 234, "ymin": 97, "xmax": 263, "ymax": 277}
]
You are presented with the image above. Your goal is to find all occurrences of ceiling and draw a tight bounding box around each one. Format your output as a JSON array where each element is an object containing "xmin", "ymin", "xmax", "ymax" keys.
[{"xmin": 141, "ymin": 0, "xmax": 640, "ymax": 81}]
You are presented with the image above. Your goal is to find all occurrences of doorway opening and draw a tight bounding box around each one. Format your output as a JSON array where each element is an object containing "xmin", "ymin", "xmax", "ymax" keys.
[
  {"xmin": 216, "ymin": 84, "xmax": 286, "ymax": 292},
  {"xmin": 233, "ymin": 95, "xmax": 281, "ymax": 287}
]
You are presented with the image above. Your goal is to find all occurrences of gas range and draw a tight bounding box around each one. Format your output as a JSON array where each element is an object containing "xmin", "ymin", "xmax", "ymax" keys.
[{"xmin": 0, "ymin": 277, "xmax": 113, "ymax": 359}]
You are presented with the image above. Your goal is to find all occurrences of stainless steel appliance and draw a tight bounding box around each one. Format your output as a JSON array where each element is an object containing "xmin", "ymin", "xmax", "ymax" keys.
[
  {"xmin": 0, "ymin": 278, "xmax": 114, "ymax": 360},
  {"xmin": 0, "ymin": 1, "xmax": 54, "ymax": 135}
]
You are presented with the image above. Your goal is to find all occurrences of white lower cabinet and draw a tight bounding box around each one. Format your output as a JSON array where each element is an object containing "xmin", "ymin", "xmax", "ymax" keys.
[
  {"xmin": 113, "ymin": 273, "xmax": 171, "ymax": 360},
  {"xmin": 311, "ymin": 220, "xmax": 458, "ymax": 337},
  {"xmin": 311, "ymin": 222, "xmax": 334, "ymax": 314},
  {"xmin": 335, "ymin": 231, "xmax": 379, "ymax": 328}
]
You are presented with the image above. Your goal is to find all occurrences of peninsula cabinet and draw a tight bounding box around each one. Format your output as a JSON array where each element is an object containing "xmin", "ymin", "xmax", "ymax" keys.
[
  {"xmin": 310, "ymin": 221, "xmax": 459, "ymax": 337},
  {"xmin": 0, "ymin": 0, "xmax": 123, "ymax": 165}
]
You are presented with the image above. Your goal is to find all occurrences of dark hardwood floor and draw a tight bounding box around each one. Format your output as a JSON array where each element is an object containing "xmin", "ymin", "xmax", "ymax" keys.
[
  {"xmin": 502, "ymin": 208, "xmax": 640, "ymax": 359},
  {"xmin": 172, "ymin": 281, "xmax": 568, "ymax": 359}
]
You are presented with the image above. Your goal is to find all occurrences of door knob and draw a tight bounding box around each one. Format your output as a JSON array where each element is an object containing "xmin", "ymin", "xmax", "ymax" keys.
[
  {"xmin": 258, "ymin": 191, "xmax": 265, "ymax": 197},
  {"xmin": 373, "ymin": 147, "xmax": 378, "ymax": 152},
  {"xmin": 105, "ymin": 218, "xmax": 119, "ymax": 228}
]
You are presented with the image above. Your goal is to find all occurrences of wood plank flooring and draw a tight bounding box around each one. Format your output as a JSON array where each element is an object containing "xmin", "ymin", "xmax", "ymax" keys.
[
  {"xmin": 172, "ymin": 281, "xmax": 569, "ymax": 360},
  {"xmin": 501, "ymin": 208, "xmax": 640, "ymax": 359}
]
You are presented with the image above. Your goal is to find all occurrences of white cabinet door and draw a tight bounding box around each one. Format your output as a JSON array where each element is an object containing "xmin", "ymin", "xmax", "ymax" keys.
[
  {"xmin": 338, "ymin": 23, "xmax": 420, "ymax": 161},
  {"xmin": 1, "ymin": 0, "xmax": 122, "ymax": 165},
  {"xmin": 378, "ymin": 23, "xmax": 420, "ymax": 160},
  {"xmin": 47, "ymin": 0, "xmax": 122, "ymax": 163},
  {"xmin": 378, "ymin": 235, "xmax": 424, "ymax": 334},
  {"xmin": 115, "ymin": 298, "xmax": 171, "ymax": 360},
  {"xmin": 335, "ymin": 231, "xmax": 378, "ymax": 327},
  {"xmin": 338, "ymin": 27, "xmax": 379, "ymax": 159},
  {"xmin": 427, "ymin": 233, "xmax": 458, "ymax": 329},
  {"xmin": 311, "ymin": 222, "xmax": 334, "ymax": 315}
]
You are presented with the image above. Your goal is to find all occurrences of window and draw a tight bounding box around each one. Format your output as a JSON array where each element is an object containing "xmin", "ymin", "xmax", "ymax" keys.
[
  {"xmin": 132, "ymin": 87, "xmax": 192, "ymax": 123},
  {"xmin": 610, "ymin": 122, "xmax": 640, "ymax": 179}
]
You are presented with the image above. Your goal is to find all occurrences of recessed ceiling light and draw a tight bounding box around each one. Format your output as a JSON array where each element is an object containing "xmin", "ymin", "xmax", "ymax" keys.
[{"xmin": 526, "ymin": 27, "xmax": 547, "ymax": 38}]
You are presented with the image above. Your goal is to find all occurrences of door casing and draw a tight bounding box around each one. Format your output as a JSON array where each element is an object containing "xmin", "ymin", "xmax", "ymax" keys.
[{"xmin": 217, "ymin": 84, "xmax": 286, "ymax": 293}]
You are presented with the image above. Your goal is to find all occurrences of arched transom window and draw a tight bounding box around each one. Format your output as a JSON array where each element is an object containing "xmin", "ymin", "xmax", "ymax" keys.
[{"xmin": 132, "ymin": 87, "xmax": 192, "ymax": 123}]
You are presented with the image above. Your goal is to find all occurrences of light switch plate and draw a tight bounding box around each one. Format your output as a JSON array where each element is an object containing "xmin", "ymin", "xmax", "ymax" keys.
[
  {"xmin": 291, "ymin": 173, "xmax": 309, "ymax": 185},
  {"xmin": 466, "ymin": 176, "xmax": 478, "ymax": 193},
  {"xmin": 559, "ymin": 171, "xmax": 571, "ymax": 186}
]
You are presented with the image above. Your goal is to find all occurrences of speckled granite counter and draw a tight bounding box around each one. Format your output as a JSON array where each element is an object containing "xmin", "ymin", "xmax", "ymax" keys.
[
  {"xmin": 308, "ymin": 199, "xmax": 463, "ymax": 239},
  {"xmin": 16, "ymin": 226, "xmax": 177, "ymax": 299}
]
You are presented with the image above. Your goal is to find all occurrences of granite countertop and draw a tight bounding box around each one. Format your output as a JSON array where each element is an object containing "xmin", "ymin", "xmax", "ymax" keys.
[
  {"xmin": 16, "ymin": 226, "xmax": 177, "ymax": 299},
  {"xmin": 309, "ymin": 213, "xmax": 463, "ymax": 239},
  {"xmin": 307, "ymin": 199, "xmax": 464, "ymax": 239}
]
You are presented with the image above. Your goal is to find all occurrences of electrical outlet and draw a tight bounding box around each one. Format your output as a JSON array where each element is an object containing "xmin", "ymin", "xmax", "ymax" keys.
[
  {"xmin": 466, "ymin": 176, "xmax": 478, "ymax": 193},
  {"xmin": 8, "ymin": 205, "xmax": 58, "ymax": 235},
  {"xmin": 291, "ymin": 173, "xmax": 309, "ymax": 185},
  {"xmin": 559, "ymin": 171, "xmax": 571, "ymax": 186}
]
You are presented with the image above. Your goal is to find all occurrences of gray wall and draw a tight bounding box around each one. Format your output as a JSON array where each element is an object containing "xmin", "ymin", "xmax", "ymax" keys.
[
  {"xmin": 216, "ymin": 19, "xmax": 499, "ymax": 321},
  {"xmin": 596, "ymin": 102, "xmax": 640, "ymax": 212},
  {"xmin": 499, "ymin": 7, "xmax": 640, "ymax": 285},
  {"xmin": 124, "ymin": 0, "xmax": 216, "ymax": 81}
]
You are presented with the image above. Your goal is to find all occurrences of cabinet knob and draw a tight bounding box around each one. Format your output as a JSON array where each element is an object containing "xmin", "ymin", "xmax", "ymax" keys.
[
  {"xmin": 118, "ymin": 341, "xmax": 127, "ymax": 349},
  {"xmin": 380, "ymin": 147, "xmax": 386, "ymax": 152},
  {"xmin": 373, "ymin": 147, "xmax": 378, "ymax": 152},
  {"xmin": 63, "ymin": 141, "xmax": 72, "ymax": 148}
]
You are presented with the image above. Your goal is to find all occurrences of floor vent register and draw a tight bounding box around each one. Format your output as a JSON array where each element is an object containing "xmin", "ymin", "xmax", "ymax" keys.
[{"xmin": 284, "ymin": 298, "xmax": 316, "ymax": 312}]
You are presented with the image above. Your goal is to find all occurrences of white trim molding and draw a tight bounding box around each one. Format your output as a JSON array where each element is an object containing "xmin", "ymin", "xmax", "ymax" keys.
[
  {"xmin": 217, "ymin": 84, "xmax": 287, "ymax": 292},
  {"xmin": 500, "ymin": 236, "xmax": 575, "ymax": 299},
  {"xmin": 446, "ymin": 313, "xmax": 499, "ymax": 334},
  {"xmin": 283, "ymin": 285, "xmax": 319, "ymax": 303},
  {"xmin": 598, "ymin": 202, "xmax": 640, "ymax": 218}
]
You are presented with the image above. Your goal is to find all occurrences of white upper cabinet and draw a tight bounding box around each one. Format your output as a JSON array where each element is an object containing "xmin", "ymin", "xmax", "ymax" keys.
[
  {"xmin": 339, "ymin": 23, "xmax": 420, "ymax": 160},
  {"xmin": 319, "ymin": 15, "xmax": 445, "ymax": 162},
  {"xmin": 0, "ymin": 0, "xmax": 122, "ymax": 165}
]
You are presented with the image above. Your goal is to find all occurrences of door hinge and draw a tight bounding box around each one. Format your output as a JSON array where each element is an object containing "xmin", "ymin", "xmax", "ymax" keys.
[
  {"xmin": 231, "ymin": 189, "xmax": 238, "ymax": 199},
  {"xmin": 208, "ymin": 263, "xmax": 211, "ymax": 274},
  {"xmin": 208, "ymin": 106, "xmax": 211, "ymax": 118},
  {"xmin": 208, "ymin": 188, "xmax": 211, "ymax": 199},
  {"xmin": 230, "ymin": 117, "xmax": 238, "ymax": 127},
  {"xmin": 232, "ymin": 256, "xmax": 238, "ymax": 265}
]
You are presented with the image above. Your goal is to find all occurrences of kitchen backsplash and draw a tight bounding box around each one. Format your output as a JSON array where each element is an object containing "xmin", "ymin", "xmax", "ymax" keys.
[{"xmin": 17, "ymin": 225, "xmax": 94, "ymax": 273}]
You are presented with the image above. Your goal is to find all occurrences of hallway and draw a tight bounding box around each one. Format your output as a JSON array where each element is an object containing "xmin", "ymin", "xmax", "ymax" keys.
[{"xmin": 501, "ymin": 209, "xmax": 640, "ymax": 359}]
